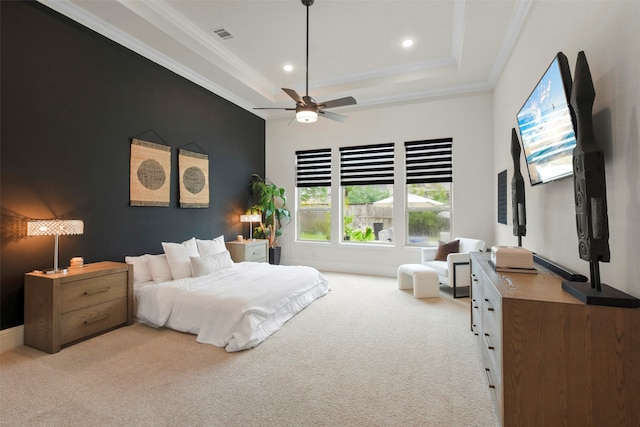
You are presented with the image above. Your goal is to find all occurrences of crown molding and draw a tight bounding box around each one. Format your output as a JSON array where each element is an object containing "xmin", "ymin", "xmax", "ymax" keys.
[
  {"xmin": 487, "ymin": 0, "xmax": 534, "ymax": 86},
  {"xmin": 38, "ymin": 0, "xmax": 261, "ymax": 114}
]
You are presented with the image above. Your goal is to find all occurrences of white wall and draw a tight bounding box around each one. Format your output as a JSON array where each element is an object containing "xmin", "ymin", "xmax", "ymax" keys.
[
  {"xmin": 266, "ymin": 92, "xmax": 494, "ymax": 276},
  {"xmin": 493, "ymin": 1, "xmax": 640, "ymax": 296}
]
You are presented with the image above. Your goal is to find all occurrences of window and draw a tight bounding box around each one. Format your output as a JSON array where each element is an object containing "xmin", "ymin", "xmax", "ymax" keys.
[
  {"xmin": 340, "ymin": 143, "xmax": 394, "ymax": 243},
  {"xmin": 405, "ymin": 138, "xmax": 453, "ymax": 246},
  {"xmin": 296, "ymin": 149, "xmax": 331, "ymax": 241}
]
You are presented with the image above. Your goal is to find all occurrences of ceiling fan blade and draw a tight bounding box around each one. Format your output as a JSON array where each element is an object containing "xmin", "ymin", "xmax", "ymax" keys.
[
  {"xmin": 318, "ymin": 96, "xmax": 357, "ymax": 109},
  {"xmin": 319, "ymin": 110, "xmax": 348, "ymax": 123},
  {"xmin": 253, "ymin": 107, "xmax": 296, "ymax": 110},
  {"xmin": 282, "ymin": 88, "xmax": 304, "ymax": 104}
]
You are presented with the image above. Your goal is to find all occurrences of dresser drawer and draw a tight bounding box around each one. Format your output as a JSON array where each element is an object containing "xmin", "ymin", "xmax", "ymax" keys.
[
  {"xmin": 481, "ymin": 285, "xmax": 502, "ymax": 370},
  {"xmin": 60, "ymin": 297, "xmax": 128, "ymax": 345},
  {"xmin": 470, "ymin": 280, "xmax": 483, "ymax": 339},
  {"xmin": 61, "ymin": 271, "xmax": 128, "ymax": 314},
  {"xmin": 245, "ymin": 243, "xmax": 267, "ymax": 262}
]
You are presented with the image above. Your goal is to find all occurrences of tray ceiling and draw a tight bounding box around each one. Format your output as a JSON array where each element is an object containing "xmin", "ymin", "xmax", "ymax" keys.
[{"xmin": 40, "ymin": 0, "xmax": 532, "ymax": 119}]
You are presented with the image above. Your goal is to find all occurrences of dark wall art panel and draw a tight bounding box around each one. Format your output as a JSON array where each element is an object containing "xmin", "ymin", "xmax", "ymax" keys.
[
  {"xmin": 497, "ymin": 170, "xmax": 508, "ymax": 225},
  {"xmin": 0, "ymin": 1, "xmax": 265, "ymax": 329}
]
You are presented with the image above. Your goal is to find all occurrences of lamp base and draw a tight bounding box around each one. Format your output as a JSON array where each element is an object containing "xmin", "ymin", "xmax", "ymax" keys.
[
  {"xmin": 45, "ymin": 268, "xmax": 68, "ymax": 275},
  {"xmin": 561, "ymin": 281, "xmax": 640, "ymax": 308}
]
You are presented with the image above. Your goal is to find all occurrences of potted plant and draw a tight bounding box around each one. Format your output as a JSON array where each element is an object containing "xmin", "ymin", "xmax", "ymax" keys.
[{"xmin": 250, "ymin": 174, "xmax": 291, "ymax": 265}]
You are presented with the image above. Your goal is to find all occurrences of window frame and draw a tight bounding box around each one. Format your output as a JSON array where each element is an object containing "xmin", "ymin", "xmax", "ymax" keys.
[
  {"xmin": 295, "ymin": 148, "xmax": 332, "ymax": 242},
  {"xmin": 404, "ymin": 138, "xmax": 453, "ymax": 247},
  {"xmin": 339, "ymin": 143, "xmax": 395, "ymax": 244}
]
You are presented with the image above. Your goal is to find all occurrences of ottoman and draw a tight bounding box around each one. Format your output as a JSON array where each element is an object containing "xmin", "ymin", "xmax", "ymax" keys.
[{"xmin": 397, "ymin": 264, "xmax": 440, "ymax": 298}]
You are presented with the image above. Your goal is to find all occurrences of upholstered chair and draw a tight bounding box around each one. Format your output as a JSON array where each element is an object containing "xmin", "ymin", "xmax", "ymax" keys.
[{"xmin": 421, "ymin": 237, "xmax": 486, "ymax": 298}]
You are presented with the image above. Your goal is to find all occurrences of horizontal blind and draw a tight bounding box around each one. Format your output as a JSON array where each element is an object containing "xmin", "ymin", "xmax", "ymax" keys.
[
  {"xmin": 295, "ymin": 149, "xmax": 331, "ymax": 187},
  {"xmin": 404, "ymin": 138, "xmax": 453, "ymax": 184},
  {"xmin": 339, "ymin": 143, "xmax": 395, "ymax": 186}
]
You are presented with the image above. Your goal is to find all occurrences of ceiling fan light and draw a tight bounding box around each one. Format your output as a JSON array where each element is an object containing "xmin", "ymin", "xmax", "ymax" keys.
[
  {"xmin": 402, "ymin": 39, "xmax": 414, "ymax": 48},
  {"xmin": 296, "ymin": 109, "xmax": 318, "ymax": 123}
]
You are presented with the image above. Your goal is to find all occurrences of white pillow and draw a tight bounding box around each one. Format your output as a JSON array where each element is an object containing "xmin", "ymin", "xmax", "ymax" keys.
[
  {"xmin": 162, "ymin": 237, "xmax": 199, "ymax": 280},
  {"xmin": 124, "ymin": 255, "xmax": 152, "ymax": 284},
  {"xmin": 196, "ymin": 235, "xmax": 226, "ymax": 257},
  {"xmin": 147, "ymin": 254, "xmax": 173, "ymax": 283},
  {"xmin": 190, "ymin": 250, "xmax": 234, "ymax": 277}
]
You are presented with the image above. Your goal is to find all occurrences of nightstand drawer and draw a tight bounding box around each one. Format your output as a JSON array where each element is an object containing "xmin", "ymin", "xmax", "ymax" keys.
[
  {"xmin": 245, "ymin": 243, "xmax": 267, "ymax": 262},
  {"xmin": 61, "ymin": 272, "xmax": 128, "ymax": 314},
  {"xmin": 60, "ymin": 297, "xmax": 128, "ymax": 345}
]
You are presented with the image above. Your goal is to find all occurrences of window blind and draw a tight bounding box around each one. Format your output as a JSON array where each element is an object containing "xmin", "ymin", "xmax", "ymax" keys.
[
  {"xmin": 404, "ymin": 138, "xmax": 453, "ymax": 184},
  {"xmin": 339, "ymin": 143, "xmax": 395, "ymax": 186},
  {"xmin": 295, "ymin": 148, "xmax": 331, "ymax": 188}
]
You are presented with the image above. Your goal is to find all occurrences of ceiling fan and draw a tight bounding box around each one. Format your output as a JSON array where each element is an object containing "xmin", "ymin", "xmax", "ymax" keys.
[{"xmin": 254, "ymin": 0, "xmax": 357, "ymax": 123}]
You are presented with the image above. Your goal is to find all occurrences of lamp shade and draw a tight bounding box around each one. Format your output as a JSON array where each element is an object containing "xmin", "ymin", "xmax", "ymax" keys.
[
  {"xmin": 296, "ymin": 107, "xmax": 318, "ymax": 123},
  {"xmin": 28, "ymin": 220, "xmax": 84, "ymax": 236},
  {"xmin": 27, "ymin": 219, "xmax": 84, "ymax": 274},
  {"xmin": 240, "ymin": 214, "xmax": 261, "ymax": 223}
]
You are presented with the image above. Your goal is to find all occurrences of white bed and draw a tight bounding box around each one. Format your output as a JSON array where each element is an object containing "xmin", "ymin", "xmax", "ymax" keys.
[{"xmin": 134, "ymin": 261, "xmax": 329, "ymax": 352}]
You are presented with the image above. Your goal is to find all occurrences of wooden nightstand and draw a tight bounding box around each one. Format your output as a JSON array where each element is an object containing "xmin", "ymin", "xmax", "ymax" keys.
[
  {"xmin": 225, "ymin": 239, "xmax": 269, "ymax": 263},
  {"xmin": 24, "ymin": 261, "xmax": 133, "ymax": 353}
]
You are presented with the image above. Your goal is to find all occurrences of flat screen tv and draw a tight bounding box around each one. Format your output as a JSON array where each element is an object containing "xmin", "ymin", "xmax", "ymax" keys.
[{"xmin": 516, "ymin": 52, "xmax": 577, "ymax": 186}]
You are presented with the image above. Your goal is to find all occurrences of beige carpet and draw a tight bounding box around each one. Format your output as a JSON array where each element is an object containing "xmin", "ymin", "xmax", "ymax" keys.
[{"xmin": 0, "ymin": 272, "xmax": 500, "ymax": 426}]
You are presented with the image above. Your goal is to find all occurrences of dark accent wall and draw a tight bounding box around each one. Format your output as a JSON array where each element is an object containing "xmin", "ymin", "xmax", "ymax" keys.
[{"xmin": 0, "ymin": 2, "xmax": 265, "ymax": 329}]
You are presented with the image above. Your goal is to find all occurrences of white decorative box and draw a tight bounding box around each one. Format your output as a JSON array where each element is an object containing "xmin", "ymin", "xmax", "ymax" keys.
[{"xmin": 491, "ymin": 246, "xmax": 534, "ymax": 269}]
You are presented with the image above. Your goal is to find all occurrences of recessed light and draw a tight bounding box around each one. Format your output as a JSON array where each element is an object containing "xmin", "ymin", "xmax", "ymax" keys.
[
  {"xmin": 283, "ymin": 64, "xmax": 294, "ymax": 72},
  {"xmin": 402, "ymin": 39, "xmax": 414, "ymax": 48}
]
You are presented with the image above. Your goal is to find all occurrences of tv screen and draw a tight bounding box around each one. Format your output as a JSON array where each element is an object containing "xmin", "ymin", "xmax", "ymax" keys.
[{"xmin": 516, "ymin": 52, "xmax": 577, "ymax": 186}]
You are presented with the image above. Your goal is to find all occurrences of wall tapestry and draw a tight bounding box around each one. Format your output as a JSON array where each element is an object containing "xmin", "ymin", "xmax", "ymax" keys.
[
  {"xmin": 130, "ymin": 138, "xmax": 171, "ymax": 207},
  {"xmin": 178, "ymin": 148, "xmax": 209, "ymax": 208}
]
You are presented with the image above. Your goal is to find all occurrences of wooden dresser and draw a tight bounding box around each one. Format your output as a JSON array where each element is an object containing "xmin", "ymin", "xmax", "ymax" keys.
[
  {"xmin": 470, "ymin": 252, "xmax": 640, "ymax": 426},
  {"xmin": 225, "ymin": 239, "xmax": 269, "ymax": 263},
  {"xmin": 24, "ymin": 261, "xmax": 133, "ymax": 353}
]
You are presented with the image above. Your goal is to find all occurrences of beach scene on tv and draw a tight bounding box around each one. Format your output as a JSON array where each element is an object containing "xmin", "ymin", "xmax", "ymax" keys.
[{"xmin": 517, "ymin": 58, "xmax": 577, "ymax": 185}]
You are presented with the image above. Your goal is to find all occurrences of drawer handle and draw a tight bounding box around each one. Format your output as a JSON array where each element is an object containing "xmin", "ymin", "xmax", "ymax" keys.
[
  {"xmin": 84, "ymin": 312, "xmax": 110, "ymax": 325},
  {"xmin": 484, "ymin": 368, "xmax": 496, "ymax": 389},
  {"xmin": 472, "ymin": 298, "xmax": 478, "ymax": 309},
  {"xmin": 84, "ymin": 287, "xmax": 111, "ymax": 296},
  {"xmin": 472, "ymin": 324, "xmax": 478, "ymax": 336},
  {"xmin": 484, "ymin": 332, "xmax": 494, "ymax": 350},
  {"xmin": 484, "ymin": 298, "xmax": 495, "ymax": 312}
]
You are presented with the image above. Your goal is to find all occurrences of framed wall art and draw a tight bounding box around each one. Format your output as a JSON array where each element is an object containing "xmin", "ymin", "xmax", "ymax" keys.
[
  {"xmin": 130, "ymin": 138, "xmax": 171, "ymax": 207},
  {"xmin": 178, "ymin": 148, "xmax": 209, "ymax": 208}
]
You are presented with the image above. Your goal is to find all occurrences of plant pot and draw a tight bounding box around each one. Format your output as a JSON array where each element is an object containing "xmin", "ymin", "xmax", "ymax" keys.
[{"xmin": 269, "ymin": 247, "xmax": 281, "ymax": 265}]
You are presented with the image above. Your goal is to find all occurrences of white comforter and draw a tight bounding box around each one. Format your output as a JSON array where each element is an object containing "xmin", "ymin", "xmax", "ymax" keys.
[{"xmin": 134, "ymin": 262, "xmax": 329, "ymax": 352}]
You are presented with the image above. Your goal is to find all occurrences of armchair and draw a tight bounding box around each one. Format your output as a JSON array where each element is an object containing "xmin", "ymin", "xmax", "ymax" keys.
[{"xmin": 421, "ymin": 237, "xmax": 486, "ymax": 298}]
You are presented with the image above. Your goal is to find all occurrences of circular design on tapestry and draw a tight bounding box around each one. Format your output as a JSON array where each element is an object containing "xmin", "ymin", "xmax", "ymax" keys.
[
  {"xmin": 137, "ymin": 159, "xmax": 166, "ymax": 190},
  {"xmin": 183, "ymin": 166, "xmax": 206, "ymax": 194}
]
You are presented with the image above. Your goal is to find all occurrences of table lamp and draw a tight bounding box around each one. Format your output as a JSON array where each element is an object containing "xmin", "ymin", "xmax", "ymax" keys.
[
  {"xmin": 27, "ymin": 219, "xmax": 84, "ymax": 274},
  {"xmin": 240, "ymin": 214, "xmax": 261, "ymax": 240}
]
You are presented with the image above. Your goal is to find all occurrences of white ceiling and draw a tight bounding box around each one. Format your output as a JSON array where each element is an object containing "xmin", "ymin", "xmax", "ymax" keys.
[{"xmin": 40, "ymin": 0, "xmax": 532, "ymax": 120}]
